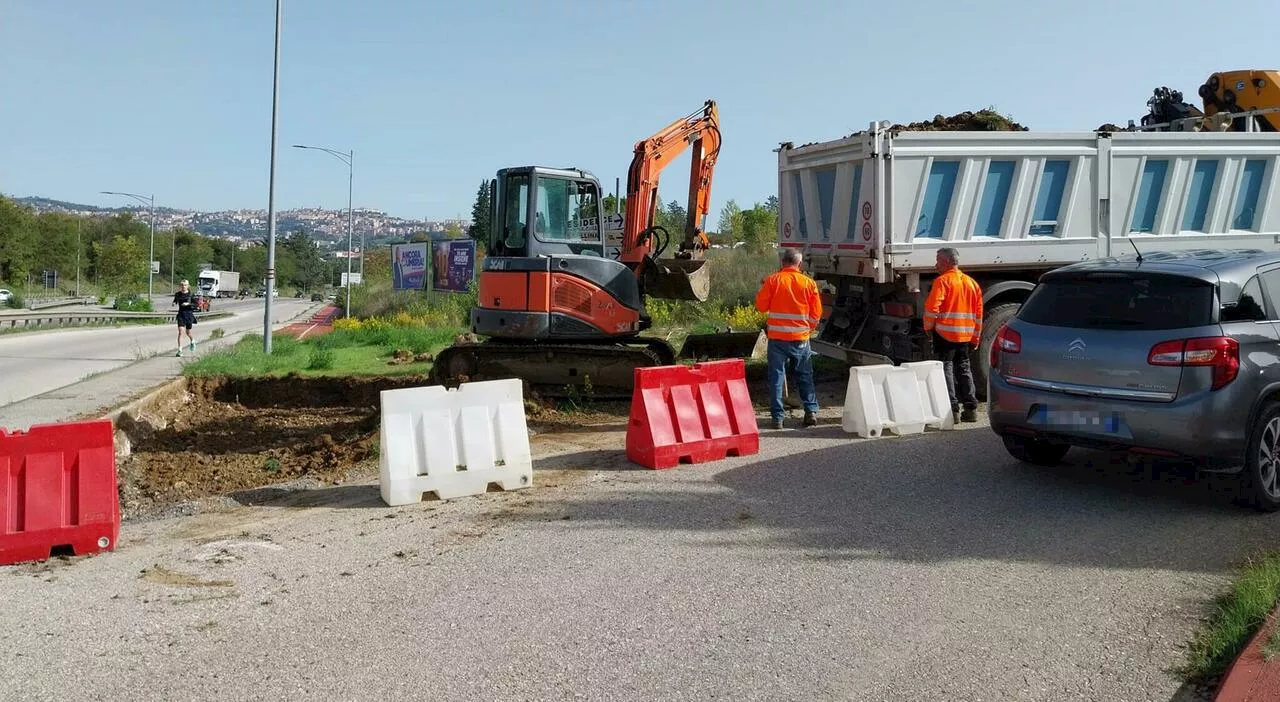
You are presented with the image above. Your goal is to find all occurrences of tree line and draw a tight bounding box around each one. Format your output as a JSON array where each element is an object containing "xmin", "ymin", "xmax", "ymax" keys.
[
  {"xmin": 0, "ymin": 195, "xmax": 337, "ymax": 298},
  {"xmin": 465, "ymin": 179, "xmax": 780, "ymax": 254}
]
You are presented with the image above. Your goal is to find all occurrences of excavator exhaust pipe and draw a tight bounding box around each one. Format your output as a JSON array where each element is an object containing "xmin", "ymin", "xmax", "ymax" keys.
[{"xmin": 643, "ymin": 257, "xmax": 712, "ymax": 302}]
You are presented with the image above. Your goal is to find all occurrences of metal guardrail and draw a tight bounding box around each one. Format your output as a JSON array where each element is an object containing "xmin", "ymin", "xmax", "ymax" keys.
[
  {"xmin": 25, "ymin": 296, "xmax": 99, "ymax": 310},
  {"xmin": 0, "ymin": 310, "xmax": 230, "ymax": 331}
]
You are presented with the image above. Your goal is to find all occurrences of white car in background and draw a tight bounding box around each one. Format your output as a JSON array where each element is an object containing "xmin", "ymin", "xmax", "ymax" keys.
[{"xmin": 0, "ymin": 289, "xmax": 12, "ymax": 305}]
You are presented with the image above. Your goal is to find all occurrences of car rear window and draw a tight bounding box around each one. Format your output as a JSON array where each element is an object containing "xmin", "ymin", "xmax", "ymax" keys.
[{"xmin": 1018, "ymin": 272, "xmax": 1216, "ymax": 330}]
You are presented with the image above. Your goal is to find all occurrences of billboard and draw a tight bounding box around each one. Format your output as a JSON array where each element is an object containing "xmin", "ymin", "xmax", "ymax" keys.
[
  {"xmin": 431, "ymin": 239, "xmax": 476, "ymax": 293},
  {"xmin": 391, "ymin": 242, "xmax": 428, "ymax": 290}
]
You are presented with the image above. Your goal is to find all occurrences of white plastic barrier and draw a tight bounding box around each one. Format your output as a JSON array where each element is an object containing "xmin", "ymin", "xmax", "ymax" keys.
[
  {"xmin": 379, "ymin": 378, "xmax": 533, "ymax": 506},
  {"xmin": 840, "ymin": 361, "xmax": 954, "ymax": 438}
]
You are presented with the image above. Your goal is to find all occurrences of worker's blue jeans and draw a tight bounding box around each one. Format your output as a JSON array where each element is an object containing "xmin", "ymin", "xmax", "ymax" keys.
[{"xmin": 767, "ymin": 338, "xmax": 818, "ymax": 422}]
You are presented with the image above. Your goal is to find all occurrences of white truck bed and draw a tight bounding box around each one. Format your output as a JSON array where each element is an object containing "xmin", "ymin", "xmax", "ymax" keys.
[{"xmin": 777, "ymin": 125, "xmax": 1280, "ymax": 283}]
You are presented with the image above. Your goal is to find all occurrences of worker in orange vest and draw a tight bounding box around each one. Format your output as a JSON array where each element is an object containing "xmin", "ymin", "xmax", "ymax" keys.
[
  {"xmin": 755, "ymin": 247, "xmax": 822, "ymax": 430},
  {"xmin": 923, "ymin": 247, "xmax": 983, "ymax": 422}
]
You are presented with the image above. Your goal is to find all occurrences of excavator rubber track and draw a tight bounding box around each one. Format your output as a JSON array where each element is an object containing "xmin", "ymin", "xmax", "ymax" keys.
[{"xmin": 430, "ymin": 338, "xmax": 679, "ymax": 400}]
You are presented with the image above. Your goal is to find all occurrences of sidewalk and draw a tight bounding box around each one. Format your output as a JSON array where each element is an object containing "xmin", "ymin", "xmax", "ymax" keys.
[{"xmin": 0, "ymin": 304, "xmax": 320, "ymax": 431}]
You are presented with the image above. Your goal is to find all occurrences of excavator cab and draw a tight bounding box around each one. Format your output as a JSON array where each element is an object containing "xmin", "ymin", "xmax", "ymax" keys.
[
  {"xmin": 474, "ymin": 166, "xmax": 650, "ymax": 342},
  {"xmin": 488, "ymin": 166, "xmax": 609, "ymax": 260}
]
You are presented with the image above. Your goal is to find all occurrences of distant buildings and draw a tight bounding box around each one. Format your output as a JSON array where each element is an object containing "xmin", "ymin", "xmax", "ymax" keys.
[{"xmin": 12, "ymin": 196, "xmax": 470, "ymax": 251}]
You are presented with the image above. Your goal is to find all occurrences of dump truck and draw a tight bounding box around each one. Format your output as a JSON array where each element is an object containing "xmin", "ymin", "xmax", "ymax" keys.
[
  {"xmin": 196, "ymin": 269, "xmax": 240, "ymax": 298},
  {"xmin": 778, "ymin": 109, "xmax": 1280, "ymax": 397}
]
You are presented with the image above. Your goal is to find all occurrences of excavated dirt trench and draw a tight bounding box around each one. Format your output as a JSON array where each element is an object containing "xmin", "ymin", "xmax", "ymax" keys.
[{"xmin": 114, "ymin": 375, "xmax": 634, "ymax": 520}]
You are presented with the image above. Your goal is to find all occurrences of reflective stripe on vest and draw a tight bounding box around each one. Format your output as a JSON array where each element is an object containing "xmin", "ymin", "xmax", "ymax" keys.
[
  {"xmin": 767, "ymin": 312, "xmax": 817, "ymax": 337},
  {"xmin": 928, "ymin": 316, "xmax": 981, "ymax": 337}
]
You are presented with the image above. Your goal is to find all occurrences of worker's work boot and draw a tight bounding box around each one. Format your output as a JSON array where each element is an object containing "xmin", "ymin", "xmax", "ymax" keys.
[
  {"xmin": 960, "ymin": 408, "xmax": 979, "ymax": 423},
  {"xmin": 803, "ymin": 411, "xmax": 817, "ymax": 427},
  {"xmin": 771, "ymin": 418, "xmax": 785, "ymax": 430}
]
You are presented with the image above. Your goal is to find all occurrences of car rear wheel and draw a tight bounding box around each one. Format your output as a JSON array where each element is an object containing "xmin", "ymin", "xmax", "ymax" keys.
[
  {"xmin": 1001, "ymin": 434, "xmax": 1069, "ymax": 466},
  {"xmin": 1240, "ymin": 402, "xmax": 1280, "ymax": 512}
]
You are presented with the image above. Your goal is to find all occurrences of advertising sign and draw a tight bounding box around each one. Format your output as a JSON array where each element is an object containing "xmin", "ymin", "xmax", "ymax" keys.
[
  {"xmin": 432, "ymin": 239, "xmax": 476, "ymax": 293},
  {"xmin": 391, "ymin": 242, "xmax": 428, "ymax": 290}
]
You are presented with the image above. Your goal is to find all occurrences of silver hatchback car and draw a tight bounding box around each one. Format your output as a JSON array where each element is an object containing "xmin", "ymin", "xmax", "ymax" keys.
[{"xmin": 988, "ymin": 248, "xmax": 1280, "ymax": 511}]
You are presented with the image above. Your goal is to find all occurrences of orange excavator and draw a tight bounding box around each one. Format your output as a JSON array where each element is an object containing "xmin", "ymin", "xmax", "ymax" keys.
[{"xmin": 432, "ymin": 100, "xmax": 750, "ymax": 396}]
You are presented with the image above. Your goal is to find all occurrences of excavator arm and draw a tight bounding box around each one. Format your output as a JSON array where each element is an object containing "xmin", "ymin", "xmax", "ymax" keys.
[{"xmin": 621, "ymin": 100, "xmax": 721, "ymax": 268}]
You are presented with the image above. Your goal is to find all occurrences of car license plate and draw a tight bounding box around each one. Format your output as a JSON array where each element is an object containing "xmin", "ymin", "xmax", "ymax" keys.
[{"xmin": 1030, "ymin": 406, "xmax": 1122, "ymax": 434}]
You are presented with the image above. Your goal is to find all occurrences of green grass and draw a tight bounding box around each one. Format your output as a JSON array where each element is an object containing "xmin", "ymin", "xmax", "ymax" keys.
[
  {"xmin": 183, "ymin": 325, "xmax": 463, "ymax": 379},
  {"xmin": 1179, "ymin": 551, "xmax": 1280, "ymax": 683},
  {"xmin": 1265, "ymin": 626, "xmax": 1280, "ymax": 661}
]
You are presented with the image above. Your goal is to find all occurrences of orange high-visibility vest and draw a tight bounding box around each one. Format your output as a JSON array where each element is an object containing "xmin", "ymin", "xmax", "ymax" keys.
[
  {"xmin": 755, "ymin": 266, "xmax": 822, "ymax": 341},
  {"xmin": 924, "ymin": 267, "xmax": 983, "ymax": 343}
]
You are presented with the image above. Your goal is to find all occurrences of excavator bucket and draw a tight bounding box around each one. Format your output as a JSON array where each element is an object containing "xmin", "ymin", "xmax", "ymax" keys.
[
  {"xmin": 644, "ymin": 258, "xmax": 712, "ymax": 302},
  {"xmin": 677, "ymin": 330, "xmax": 766, "ymax": 362}
]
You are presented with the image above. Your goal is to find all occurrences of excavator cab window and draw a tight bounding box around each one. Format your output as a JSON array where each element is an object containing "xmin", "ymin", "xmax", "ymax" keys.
[
  {"xmin": 496, "ymin": 173, "xmax": 530, "ymax": 256},
  {"xmin": 531, "ymin": 175, "xmax": 605, "ymax": 256}
]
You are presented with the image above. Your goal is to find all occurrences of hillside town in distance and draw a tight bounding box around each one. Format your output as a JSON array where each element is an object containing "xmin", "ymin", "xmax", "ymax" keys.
[{"xmin": 14, "ymin": 196, "xmax": 472, "ymax": 256}]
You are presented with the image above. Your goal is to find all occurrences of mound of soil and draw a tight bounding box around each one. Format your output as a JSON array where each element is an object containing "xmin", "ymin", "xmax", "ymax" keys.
[
  {"xmin": 890, "ymin": 109, "xmax": 1028, "ymax": 132},
  {"xmin": 118, "ymin": 376, "xmax": 416, "ymax": 517},
  {"xmin": 115, "ymin": 374, "xmax": 631, "ymax": 519}
]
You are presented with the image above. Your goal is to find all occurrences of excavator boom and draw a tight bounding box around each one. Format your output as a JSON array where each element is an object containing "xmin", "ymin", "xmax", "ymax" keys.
[{"xmin": 621, "ymin": 100, "xmax": 721, "ymax": 302}]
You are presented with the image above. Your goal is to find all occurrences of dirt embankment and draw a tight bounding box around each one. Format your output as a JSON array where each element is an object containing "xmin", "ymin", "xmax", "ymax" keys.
[
  {"xmin": 116, "ymin": 376, "xmax": 419, "ymax": 519},
  {"xmin": 114, "ymin": 375, "xmax": 634, "ymax": 520}
]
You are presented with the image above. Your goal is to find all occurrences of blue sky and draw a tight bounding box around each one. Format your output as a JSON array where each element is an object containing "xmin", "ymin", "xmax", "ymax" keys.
[{"xmin": 2, "ymin": 0, "xmax": 1277, "ymax": 222}]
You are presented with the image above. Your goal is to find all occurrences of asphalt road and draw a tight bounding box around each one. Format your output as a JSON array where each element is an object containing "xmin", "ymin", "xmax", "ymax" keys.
[
  {"xmin": 0, "ymin": 297, "xmax": 313, "ymax": 407},
  {"xmin": 3, "ymin": 415, "xmax": 1275, "ymax": 701}
]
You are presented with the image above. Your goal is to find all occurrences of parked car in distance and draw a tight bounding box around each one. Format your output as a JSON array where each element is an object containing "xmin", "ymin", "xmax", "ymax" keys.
[
  {"xmin": 0, "ymin": 289, "xmax": 12, "ymax": 305},
  {"xmin": 988, "ymin": 248, "xmax": 1280, "ymax": 511}
]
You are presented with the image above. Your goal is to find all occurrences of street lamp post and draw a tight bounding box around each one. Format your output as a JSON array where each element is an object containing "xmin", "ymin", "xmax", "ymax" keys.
[
  {"xmin": 100, "ymin": 190, "xmax": 155, "ymax": 299},
  {"xmin": 292, "ymin": 143, "xmax": 354, "ymax": 318},
  {"xmin": 263, "ymin": 0, "xmax": 283, "ymax": 354}
]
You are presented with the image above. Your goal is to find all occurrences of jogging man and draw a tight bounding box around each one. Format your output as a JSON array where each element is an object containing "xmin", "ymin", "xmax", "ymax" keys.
[
  {"xmin": 754, "ymin": 247, "xmax": 822, "ymax": 430},
  {"xmin": 173, "ymin": 279, "xmax": 197, "ymax": 356}
]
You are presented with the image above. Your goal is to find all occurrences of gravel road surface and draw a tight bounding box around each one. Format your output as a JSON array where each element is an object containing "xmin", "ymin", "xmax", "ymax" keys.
[
  {"xmin": 0, "ymin": 297, "xmax": 312, "ymax": 407},
  {"xmin": 3, "ymin": 414, "xmax": 1274, "ymax": 701}
]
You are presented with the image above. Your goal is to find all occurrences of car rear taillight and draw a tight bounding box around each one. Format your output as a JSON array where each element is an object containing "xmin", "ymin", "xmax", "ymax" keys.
[
  {"xmin": 990, "ymin": 324, "xmax": 1021, "ymax": 369},
  {"xmin": 1147, "ymin": 336, "xmax": 1240, "ymax": 390}
]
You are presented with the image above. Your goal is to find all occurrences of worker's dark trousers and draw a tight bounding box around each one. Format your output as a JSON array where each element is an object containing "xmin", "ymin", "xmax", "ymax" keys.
[{"xmin": 933, "ymin": 332, "xmax": 978, "ymax": 412}]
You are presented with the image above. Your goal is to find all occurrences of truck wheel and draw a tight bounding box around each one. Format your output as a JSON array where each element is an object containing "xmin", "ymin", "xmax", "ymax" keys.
[{"xmin": 972, "ymin": 302, "xmax": 1021, "ymax": 402}]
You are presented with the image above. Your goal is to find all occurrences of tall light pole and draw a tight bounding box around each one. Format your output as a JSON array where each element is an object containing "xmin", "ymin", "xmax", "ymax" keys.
[
  {"xmin": 263, "ymin": 0, "xmax": 283, "ymax": 353},
  {"xmin": 292, "ymin": 143, "xmax": 354, "ymax": 318},
  {"xmin": 101, "ymin": 190, "xmax": 155, "ymax": 298}
]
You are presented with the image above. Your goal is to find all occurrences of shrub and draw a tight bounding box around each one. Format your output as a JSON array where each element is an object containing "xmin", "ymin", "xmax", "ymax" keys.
[
  {"xmin": 114, "ymin": 294, "xmax": 153, "ymax": 312},
  {"xmin": 725, "ymin": 305, "xmax": 765, "ymax": 330},
  {"xmin": 332, "ymin": 318, "xmax": 362, "ymax": 333},
  {"xmin": 307, "ymin": 346, "xmax": 335, "ymax": 370}
]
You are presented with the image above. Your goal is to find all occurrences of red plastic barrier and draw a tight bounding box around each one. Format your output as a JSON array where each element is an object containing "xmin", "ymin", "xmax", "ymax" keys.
[
  {"xmin": 626, "ymin": 359, "xmax": 760, "ymax": 469},
  {"xmin": 0, "ymin": 419, "xmax": 119, "ymax": 566}
]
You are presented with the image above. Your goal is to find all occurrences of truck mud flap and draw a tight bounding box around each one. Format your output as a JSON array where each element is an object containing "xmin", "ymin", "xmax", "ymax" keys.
[{"xmin": 677, "ymin": 331, "xmax": 765, "ymax": 361}]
